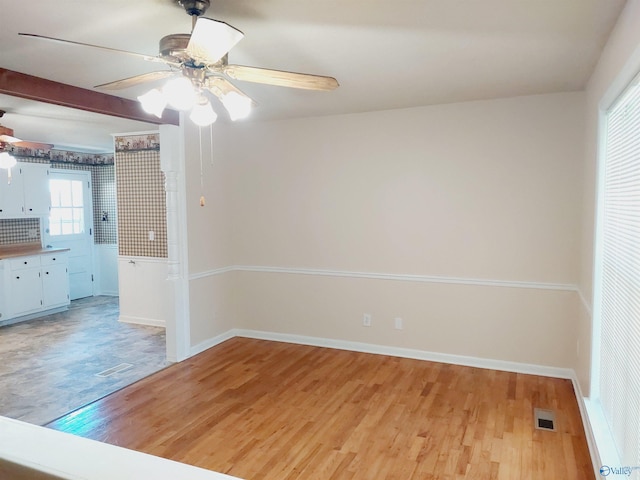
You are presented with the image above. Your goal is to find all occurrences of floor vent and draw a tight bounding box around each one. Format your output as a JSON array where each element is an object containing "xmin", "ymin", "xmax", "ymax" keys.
[
  {"xmin": 96, "ymin": 363, "xmax": 133, "ymax": 378},
  {"xmin": 534, "ymin": 408, "xmax": 556, "ymax": 431}
]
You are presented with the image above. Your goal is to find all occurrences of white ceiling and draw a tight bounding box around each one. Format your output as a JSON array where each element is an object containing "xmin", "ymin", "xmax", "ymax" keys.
[{"xmin": 0, "ymin": 0, "xmax": 628, "ymax": 152}]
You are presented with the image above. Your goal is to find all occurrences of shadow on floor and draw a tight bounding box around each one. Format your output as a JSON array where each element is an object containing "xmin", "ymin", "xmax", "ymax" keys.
[{"xmin": 0, "ymin": 296, "xmax": 168, "ymax": 425}]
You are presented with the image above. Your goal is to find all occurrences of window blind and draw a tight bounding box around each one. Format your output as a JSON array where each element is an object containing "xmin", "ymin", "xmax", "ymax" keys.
[{"xmin": 599, "ymin": 74, "xmax": 640, "ymax": 474}]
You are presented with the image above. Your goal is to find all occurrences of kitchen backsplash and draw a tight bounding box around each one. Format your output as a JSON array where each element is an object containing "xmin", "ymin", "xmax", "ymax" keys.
[
  {"xmin": 0, "ymin": 218, "xmax": 41, "ymax": 245},
  {"xmin": 2, "ymin": 149, "xmax": 118, "ymax": 245}
]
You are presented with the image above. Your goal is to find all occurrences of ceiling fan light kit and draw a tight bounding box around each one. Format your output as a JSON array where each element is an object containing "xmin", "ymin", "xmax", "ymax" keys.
[
  {"xmin": 0, "ymin": 151, "xmax": 17, "ymax": 170},
  {"xmin": 18, "ymin": 0, "xmax": 339, "ymax": 127},
  {"xmin": 137, "ymin": 88, "xmax": 168, "ymax": 118},
  {"xmin": 190, "ymin": 97, "xmax": 218, "ymax": 126},
  {"xmin": 163, "ymin": 76, "xmax": 198, "ymax": 111}
]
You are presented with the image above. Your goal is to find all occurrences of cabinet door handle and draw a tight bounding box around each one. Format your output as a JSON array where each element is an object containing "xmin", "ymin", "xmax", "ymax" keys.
[
  {"xmin": 15, "ymin": 276, "xmax": 19, "ymax": 280},
  {"xmin": 52, "ymin": 258, "xmax": 56, "ymax": 261},
  {"xmin": 45, "ymin": 272, "xmax": 49, "ymax": 275},
  {"xmin": 23, "ymin": 261, "xmax": 27, "ymax": 265}
]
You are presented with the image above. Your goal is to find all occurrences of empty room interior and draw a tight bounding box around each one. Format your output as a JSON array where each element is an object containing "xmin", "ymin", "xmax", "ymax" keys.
[{"xmin": 2, "ymin": 0, "xmax": 640, "ymax": 478}]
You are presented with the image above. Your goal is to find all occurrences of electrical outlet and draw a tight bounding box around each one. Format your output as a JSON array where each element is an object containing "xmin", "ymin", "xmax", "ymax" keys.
[
  {"xmin": 363, "ymin": 313, "xmax": 372, "ymax": 327},
  {"xmin": 394, "ymin": 317, "xmax": 403, "ymax": 330}
]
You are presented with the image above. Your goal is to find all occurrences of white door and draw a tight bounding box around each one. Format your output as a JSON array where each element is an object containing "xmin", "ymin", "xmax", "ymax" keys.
[{"xmin": 43, "ymin": 170, "xmax": 94, "ymax": 300}]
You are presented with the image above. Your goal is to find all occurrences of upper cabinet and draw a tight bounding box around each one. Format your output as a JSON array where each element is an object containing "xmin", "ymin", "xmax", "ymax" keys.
[
  {"xmin": 0, "ymin": 166, "xmax": 25, "ymax": 217},
  {"xmin": 0, "ymin": 162, "xmax": 51, "ymax": 218}
]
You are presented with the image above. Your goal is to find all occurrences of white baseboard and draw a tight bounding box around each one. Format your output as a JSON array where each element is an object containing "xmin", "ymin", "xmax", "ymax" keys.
[
  {"xmin": 232, "ymin": 329, "xmax": 574, "ymax": 379},
  {"xmin": 118, "ymin": 315, "xmax": 166, "ymax": 328},
  {"xmin": 190, "ymin": 330, "xmax": 237, "ymax": 357},
  {"xmin": 570, "ymin": 376, "xmax": 602, "ymax": 479},
  {"xmin": 98, "ymin": 290, "xmax": 119, "ymax": 297}
]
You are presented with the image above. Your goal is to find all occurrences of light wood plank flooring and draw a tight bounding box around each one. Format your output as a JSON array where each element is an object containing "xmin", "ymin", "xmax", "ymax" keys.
[{"xmin": 47, "ymin": 337, "xmax": 594, "ymax": 479}]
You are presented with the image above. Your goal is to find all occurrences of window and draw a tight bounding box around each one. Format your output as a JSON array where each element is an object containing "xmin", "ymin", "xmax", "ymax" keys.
[
  {"xmin": 49, "ymin": 178, "xmax": 85, "ymax": 235},
  {"xmin": 596, "ymin": 72, "xmax": 640, "ymax": 471}
]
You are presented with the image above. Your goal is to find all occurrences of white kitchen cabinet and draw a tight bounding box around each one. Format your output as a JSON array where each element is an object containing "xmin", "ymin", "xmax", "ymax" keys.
[
  {"xmin": 0, "ymin": 250, "xmax": 70, "ymax": 324},
  {"xmin": 0, "ymin": 166, "xmax": 25, "ymax": 217},
  {"xmin": 41, "ymin": 254, "xmax": 70, "ymax": 309},
  {"xmin": 9, "ymin": 263, "xmax": 43, "ymax": 317},
  {"xmin": 22, "ymin": 163, "xmax": 51, "ymax": 216},
  {"xmin": 0, "ymin": 162, "xmax": 51, "ymax": 219}
]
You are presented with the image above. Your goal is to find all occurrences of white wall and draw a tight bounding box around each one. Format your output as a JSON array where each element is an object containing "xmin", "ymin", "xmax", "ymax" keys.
[
  {"xmin": 93, "ymin": 244, "xmax": 118, "ymax": 296},
  {"xmin": 577, "ymin": 0, "xmax": 640, "ymax": 395},
  {"xmin": 184, "ymin": 92, "xmax": 585, "ymax": 368},
  {"xmin": 182, "ymin": 121, "xmax": 236, "ymax": 348},
  {"xmin": 118, "ymin": 256, "xmax": 173, "ymax": 327}
]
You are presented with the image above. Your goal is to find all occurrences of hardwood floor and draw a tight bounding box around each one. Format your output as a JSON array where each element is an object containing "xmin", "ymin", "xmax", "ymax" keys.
[{"xmin": 46, "ymin": 338, "xmax": 594, "ymax": 479}]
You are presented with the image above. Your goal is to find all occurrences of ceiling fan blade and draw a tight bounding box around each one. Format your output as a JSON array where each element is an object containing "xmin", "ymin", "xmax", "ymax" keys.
[
  {"xmin": 0, "ymin": 126, "xmax": 52, "ymax": 149},
  {"xmin": 223, "ymin": 65, "xmax": 339, "ymax": 91},
  {"xmin": 18, "ymin": 33, "xmax": 167, "ymax": 64},
  {"xmin": 186, "ymin": 18, "xmax": 244, "ymax": 65},
  {"xmin": 205, "ymin": 76, "xmax": 256, "ymax": 106},
  {"xmin": 12, "ymin": 140, "xmax": 54, "ymax": 150},
  {"xmin": 0, "ymin": 134, "xmax": 21, "ymax": 143},
  {"xmin": 95, "ymin": 71, "xmax": 176, "ymax": 90}
]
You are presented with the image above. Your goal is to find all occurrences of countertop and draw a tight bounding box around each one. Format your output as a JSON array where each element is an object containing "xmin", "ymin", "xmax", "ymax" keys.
[{"xmin": 0, "ymin": 244, "xmax": 70, "ymax": 260}]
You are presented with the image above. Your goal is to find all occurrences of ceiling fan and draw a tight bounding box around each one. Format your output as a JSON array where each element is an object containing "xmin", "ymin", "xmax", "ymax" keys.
[
  {"xmin": 0, "ymin": 110, "xmax": 53, "ymax": 151},
  {"xmin": 18, "ymin": 0, "xmax": 339, "ymax": 123},
  {"xmin": 0, "ymin": 109, "xmax": 53, "ymax": 178}
]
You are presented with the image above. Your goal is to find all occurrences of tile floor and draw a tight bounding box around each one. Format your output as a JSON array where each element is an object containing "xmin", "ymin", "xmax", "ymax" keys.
[{"xmin": 0, "ymin": 296, "xmax": 168, "ymax": 425}]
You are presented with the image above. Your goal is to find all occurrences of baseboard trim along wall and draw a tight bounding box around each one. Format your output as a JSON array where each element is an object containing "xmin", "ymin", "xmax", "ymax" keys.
[
  {"xmin": 190, "ymin": 327, "xmax": 575, "ymax": 378},
  {"xmin": 189, "ymin": 265, "xmax": 578, "ymax": 292},
  {"xmin": 119, "ymin": 315, "xmax": 166, "ymax": 328},
  {"xmin": 190, "ymin": 330, "xmax": 238, "ymax": 357},
  {"xmin": 570, "ymin": 377, "xmax": 602, "ymax": 478},
  {"xmin": 235, "ymin": 329, "xmax": 575, "ymax": 378},
  {"xmin": 191, "ymin": 328, "xmax": 577, "ymax": 378}
]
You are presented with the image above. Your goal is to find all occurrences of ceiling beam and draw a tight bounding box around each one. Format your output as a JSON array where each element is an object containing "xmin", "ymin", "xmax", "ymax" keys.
[{"xmin": 0, "ymin": 68, "xmax": 179, "ymax": 126}]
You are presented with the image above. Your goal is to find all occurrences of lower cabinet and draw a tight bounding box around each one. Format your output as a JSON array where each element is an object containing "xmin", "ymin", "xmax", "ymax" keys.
[
  {"xmin": 10, "ymin": 265, "xmax": 43, "ymax": 316},
  {"xmin": 42, "ymin": 264, "xmax": 70, "ymax": 309},
  {"xmin": 0, "ymin": 252, "xmax": 70, "ymax": 324}
]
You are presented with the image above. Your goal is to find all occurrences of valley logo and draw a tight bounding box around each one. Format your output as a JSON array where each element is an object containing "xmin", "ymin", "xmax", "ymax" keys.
[{"xmin": 600, "ymin": 465, "xmax": 640, "ymax": 477}]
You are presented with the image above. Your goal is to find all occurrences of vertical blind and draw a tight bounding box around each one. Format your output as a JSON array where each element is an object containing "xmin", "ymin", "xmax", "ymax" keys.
[{"xmin": 599, "ymin": 73, "xmax": 640, "ymax": 473}]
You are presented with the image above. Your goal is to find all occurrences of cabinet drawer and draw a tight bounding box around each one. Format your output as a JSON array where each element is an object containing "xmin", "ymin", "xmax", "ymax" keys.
[
  {"xmin": 9, "ymin": 256, "xmax": 41, "ymax": 270},
  {"xmin": 41, "ymin": 253, "xmax": 68, "ymax": 266}
]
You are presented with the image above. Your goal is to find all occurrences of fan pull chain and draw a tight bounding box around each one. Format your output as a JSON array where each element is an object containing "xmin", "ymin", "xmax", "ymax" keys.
[
  {"xmin": 199, "ymin": 126, "xmax": 205, "ymax": 207},
  {"xmin": 210, "ymin": 124, "xmax": 214, "ymax": 167}
]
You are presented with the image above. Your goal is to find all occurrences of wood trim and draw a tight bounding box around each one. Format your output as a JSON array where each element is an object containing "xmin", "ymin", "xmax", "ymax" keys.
[{"xmin": 0, "ymin": 68, "xmax": 179, "ymax": 126}]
